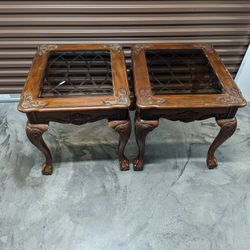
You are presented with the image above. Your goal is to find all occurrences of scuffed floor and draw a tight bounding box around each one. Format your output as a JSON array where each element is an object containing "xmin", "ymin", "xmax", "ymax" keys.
[{"xmin": 0, "ymin": 102, "xmax": 250, "ymax": 250}]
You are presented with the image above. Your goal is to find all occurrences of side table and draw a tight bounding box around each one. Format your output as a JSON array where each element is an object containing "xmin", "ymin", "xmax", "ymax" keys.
[
  {"xmin": 18, "ymin": 44, "xmax": 131, "ymax": 174},
  {"xmin": 131, "ymin": 43, "xmax": 246, "ymax": 170}
]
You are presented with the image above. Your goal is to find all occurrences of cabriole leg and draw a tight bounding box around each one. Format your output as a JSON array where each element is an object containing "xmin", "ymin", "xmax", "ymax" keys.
[
  {"xmin": 109, "ymin": 119, "xmax": 131, "ymax": 171},
  {"xmin": 207, "ymin": 118, "xmax": 237, "ymax": 169},
  {"xmin": 26, "ymin": 122, "xmax": 53, "ymax": 175},
  {"xmin": 133, "ymin": 113, "xmax": 159, "ymax": 171}
]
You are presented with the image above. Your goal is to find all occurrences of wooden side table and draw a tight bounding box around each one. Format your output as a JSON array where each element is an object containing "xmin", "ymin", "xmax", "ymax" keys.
[
  {"xmin": 18, "ymin": 44, "xmax": 131, "ymax": 175},
  {"xmin": 131, "ymin": 43, "xmax": 246, "ymax": 171}
]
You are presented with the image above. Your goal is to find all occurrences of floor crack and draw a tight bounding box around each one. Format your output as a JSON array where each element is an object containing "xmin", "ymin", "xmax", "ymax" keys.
[{"xmin": 171, "ymin": 143, "xmax": 192, "ymax": 188}]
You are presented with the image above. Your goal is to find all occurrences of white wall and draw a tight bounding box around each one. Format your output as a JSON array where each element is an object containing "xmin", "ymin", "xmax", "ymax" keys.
[{"xmin": 235, "ymin": 44, "xmax": 250, "ymax": 101}]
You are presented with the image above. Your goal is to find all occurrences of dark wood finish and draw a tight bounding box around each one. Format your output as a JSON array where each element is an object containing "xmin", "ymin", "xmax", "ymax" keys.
[
  {"xmin": 109, "ymin": 119, "xmax": 131, "ymax": 171},
  {"xmin": 18, "ymin": 44, "xmax": 130, "ymax": 112},
  {"xmin": 207, "ymin": 118, "xmax": 237, "ymax": 169},
  {"xmin": 26, "ymin": 123, "xmax": 52, "ymax": 175},
  {"xmin": 133, "ymin": 111, "xmax": 159, "ymax": 171},
  {"xmin": 132, "ymin": 43, "xmax": 246, "ymax": 170},
  {"xmin": 18, "ymin": 44, "xmax": 131, "ymax": 174}
]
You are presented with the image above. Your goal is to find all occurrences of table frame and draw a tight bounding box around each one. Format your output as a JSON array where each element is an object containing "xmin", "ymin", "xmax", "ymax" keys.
[
  {"xmin": 18, "ymin": 44, "xmax": 131, "ymax": 174},
  {"xmin": 131, "ymin": 43, "xmax": 246, "ymax": 170}
]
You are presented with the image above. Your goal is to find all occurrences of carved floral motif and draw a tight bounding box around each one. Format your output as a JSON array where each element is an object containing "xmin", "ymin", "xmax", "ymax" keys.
[
  {"xmin": 38, "ymin": 44, "xmax": 58, "ymax": 55},
  {"xmin": 199, "ymin": 43, "xmax": 214, "ymax": 53},
  {"xmin": 139, "ymin": 89, "xmax": 165, "ymax": 105},
  {"xmin": 133, "ymin": 44, "xmax": 151, "ymax": 54},
  {"xmin": 217, "ymin": 88, "xmax": 245, "ymax": 105},
  {"xmin": 103, "ymin": 88, "xmax": 129, "ymax": 106},
  {"xmin": 104, "ymin": 44, "xmax": 122, "ymax": 53},
  {"xmin": 20, "ymin": 92, "xmax": 47, "ymax": 109}
]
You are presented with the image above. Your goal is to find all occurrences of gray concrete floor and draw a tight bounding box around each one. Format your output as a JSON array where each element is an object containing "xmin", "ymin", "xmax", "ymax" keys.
[{"xmin": 0, "ymin": 102, "xmax": 250, "ymax": 250}]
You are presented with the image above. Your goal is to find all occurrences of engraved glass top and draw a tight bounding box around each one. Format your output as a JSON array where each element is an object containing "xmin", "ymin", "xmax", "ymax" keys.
[
  {"xmin": 145, "ymin": 49, "xmax": 223, "ymax": 95},
  {"xmin": 39, "ymin": 50, "xmax": 113, "ymax": 97}
]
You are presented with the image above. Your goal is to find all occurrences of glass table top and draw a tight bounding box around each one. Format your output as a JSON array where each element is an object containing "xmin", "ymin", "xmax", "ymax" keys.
[
  {"xmin": 145, "ymin": 49, "xmax": 223, "ymax": 95},
  {"xmin": 39, "ymin": 50, "xmax": 113, "ymax": 97}
]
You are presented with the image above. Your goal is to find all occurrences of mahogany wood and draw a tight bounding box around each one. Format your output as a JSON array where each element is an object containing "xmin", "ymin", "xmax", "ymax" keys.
[
  {"xmin": 18, "ymin": 42, "xmax": 247, "ymax": 173},
  {"xmin": 133, "ymin": 111, "xmax": 159, "ymax": 171},
  {"xmin": 109, "ymin": 119, "xmax": 131, "ymax": 170},
  {"xmin": 207, "ymin": 118, "xmax": 237, "ymax": 169},
  {"xmin": 131, "ymin": 43, "xmax": 246, "ymax": 170},
  {"xmin": 18, "ymin": 44, "xmax": 131, "ymax": 174},
  {"xmin": 26, "ymin": 123, "xmax": 53, "ymax": 175}
]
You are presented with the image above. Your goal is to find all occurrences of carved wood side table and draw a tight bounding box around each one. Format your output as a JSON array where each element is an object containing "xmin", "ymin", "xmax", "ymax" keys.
[
  {"xmin": 18, "ymin": 44, "xmax": 131, "ymax": 175},
  {"xmin": 131, "ymin": 43, "xmax": 246, "ymax": 171}
]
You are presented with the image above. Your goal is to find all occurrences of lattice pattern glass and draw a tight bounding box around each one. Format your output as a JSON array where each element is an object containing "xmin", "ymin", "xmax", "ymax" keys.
[
  {"xmin": 145, "ymin": 49, "xmax": 223, "ymax": 95},
  {"xmin": 39, "ymin": 50, "xmax": 113, "ymax": 97}
]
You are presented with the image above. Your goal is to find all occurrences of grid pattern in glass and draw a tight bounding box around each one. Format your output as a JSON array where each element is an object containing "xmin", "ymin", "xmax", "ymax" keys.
[
  {"xmin": 39, "ymin": 50, "xmax": 113, "ymax": 97},
  {"xmin": 145, "ymin": 49, "xmax": 223, "ymax": 95}
]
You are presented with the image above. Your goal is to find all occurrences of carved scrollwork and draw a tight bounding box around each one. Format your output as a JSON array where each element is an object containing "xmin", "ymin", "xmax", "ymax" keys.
[
  {"xmin": 38, "ymin": 44, "xmax": 58, "ymax": 55},
  {"xmin": 217, "ymin": 88, "xmax": 245, "ymax": 105},
  {"xmin": 26, "ymin": 124, "xmax": 45, "ymax": 138},
  {"xmin": 198, "ymin": 43, "xmax": 214, "ymax": 53},
  {"xmin": 104, "ymin": 44, "xmax": 122, "ymax": 53},
  {"xmin": 133, "ymin": 44, "xmax": 151, "ymax": 54},
  {"xmin": 20, "ymin": 92, "xmax": 47, "ymax": 109},
  {"xmin": 109, "ymin": 119, "xmax": 131, "ymax": 171},
  {"xmin": 135, "ymin": 118, "xmax": 159, "ymax": 133},
  {"xmin": 160, "ymin": 110, "xmax": 215, "ymax": 123},
  {"xmin": 217, "ymin": 118, "xmax": 237, "ymax": 135},
  {"xmin": 133, "ymin": 113, "xmax": 159, "ymax": 171},
  {"xmin": 26, "ymin": 123, "xmax": 53, "ymax": 175},
  {"xmin": 207, "ymin": 118, "xmax": 237, "ymax": 169},
  {"xmin": 109, "ymin": 119, "xmax": 130, "ymax": 135},
  {"xmin": 139, "ymin": 89, "xmax": 165, "ymax": 105},
  {"xmin": 103, "ymin": 88, "xmax": 129, "ymax": 106}
]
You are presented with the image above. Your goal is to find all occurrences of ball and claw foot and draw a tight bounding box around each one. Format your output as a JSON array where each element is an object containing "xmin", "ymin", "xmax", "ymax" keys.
[
  {"xmin": 206, "ymin": 118, "xmax": 237, "ymax": 169},
  {"xmin": 119, "ymin": 157, "xmax": 130, "ymax": 171},
  {"xmin": 109, "ymin": 119, "xmax": 131, "ymax": 171},
  {"xmin": 133, "ymin": 113, "xmax": 159, "ymax": 171},
  {"xmin": 26, "ymin": 123, "xmax": 53, "ymax": 176},
  {"xmin": 133, "ymin": 157, "xmax": 144, "ymax": 171},
  {"xmin": 42, "ymin": 162, "xmax": 53, "ymax": 175},
  {"xmin": 207, "ymin": 157, "xmax": 218, "ymax": 169}
]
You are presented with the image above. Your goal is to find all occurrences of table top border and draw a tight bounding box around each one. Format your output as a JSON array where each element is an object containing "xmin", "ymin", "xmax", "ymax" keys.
[
  {"xmin": 131, "ymin": 43, "xmax": 246, "ymax": 109},
  {"xmin": 18, "ymin": 44, "xmax": 131, "ymax": 113}
]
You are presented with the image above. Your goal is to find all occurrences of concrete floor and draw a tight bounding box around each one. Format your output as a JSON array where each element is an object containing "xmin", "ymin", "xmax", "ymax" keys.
[{"xmin": 0, "ymin": 102, "xmax": 250, "ymax": 250}]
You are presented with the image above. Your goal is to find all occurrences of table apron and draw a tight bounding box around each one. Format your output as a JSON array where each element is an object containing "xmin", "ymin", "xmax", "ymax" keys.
[
  {"xmin": 26, "ymin": 109, "xmax": 129, "ymax": 125},
  {"xmin": 139, "ymin": 107, "xmax": 238, "ymax": 123}
]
